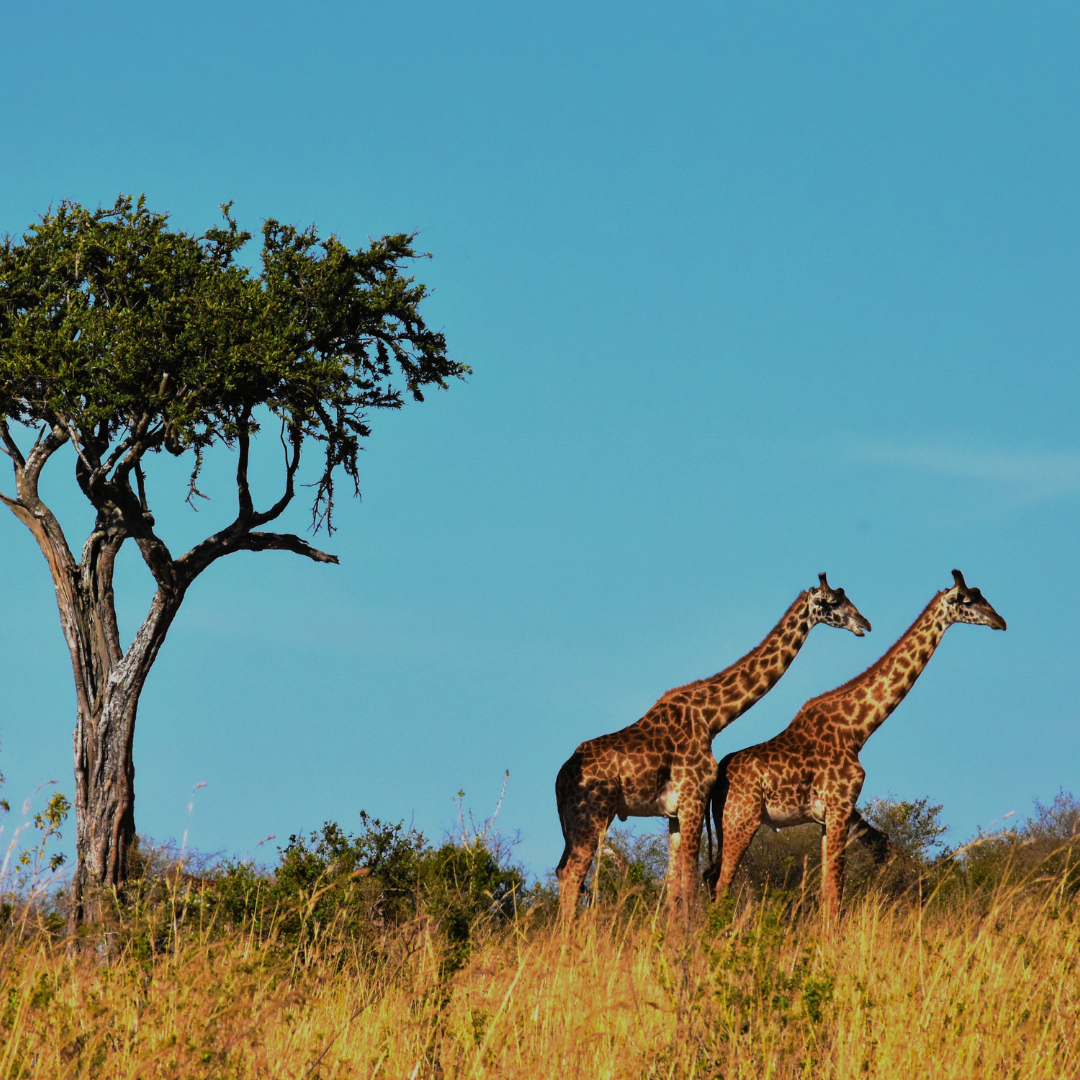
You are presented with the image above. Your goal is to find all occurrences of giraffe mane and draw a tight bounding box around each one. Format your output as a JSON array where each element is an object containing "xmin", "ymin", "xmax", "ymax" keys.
[
  {"xmin": 799, "ymin": 590, "xmax": 946, "ymax": 709},
  {"xmin": 651, "ymin": 591, "xmax": 811, "ymax": 707}
]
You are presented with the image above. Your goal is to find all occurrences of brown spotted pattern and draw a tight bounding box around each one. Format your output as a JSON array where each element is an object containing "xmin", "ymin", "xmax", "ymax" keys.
[
  {"xmin": 555, "ymin": 574, "xmax": 872, "ymax": 922},
  {"xmin": 706, "ymin": 570, "xmax": 1006, "ymax": 923}
]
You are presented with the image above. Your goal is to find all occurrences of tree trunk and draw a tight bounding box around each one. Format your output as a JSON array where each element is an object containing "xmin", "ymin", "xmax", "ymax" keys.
[
  {"xmin": 0, "ymin": 427, "xmax": 185, "ymax": 927},
  {"xmin": 68, "ymin": 592, "xmax": 181, "ymax": 926},
  {"xmin": 2, "ymin": 421, "xmax": 335, "ymax": 928}
]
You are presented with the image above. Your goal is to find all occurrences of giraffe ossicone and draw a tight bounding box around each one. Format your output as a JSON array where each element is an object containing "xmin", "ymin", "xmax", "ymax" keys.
[
  {"xmin": 554, "ymin": 572, "xmax": 872, "ymax": 923},
  {"xmin": 705, "ymin": 569, "xmax": 1006, "ymax": 923}
]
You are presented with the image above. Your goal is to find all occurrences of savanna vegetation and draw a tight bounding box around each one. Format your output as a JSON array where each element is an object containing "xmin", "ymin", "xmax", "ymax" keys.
[
  {"xmin": 0, "ymin": 195, "xmax": 1076, "ymax": 1079},
  {"xmin": 0, "ymin": 787, "xmax": 1077, "ymax": 1078}
]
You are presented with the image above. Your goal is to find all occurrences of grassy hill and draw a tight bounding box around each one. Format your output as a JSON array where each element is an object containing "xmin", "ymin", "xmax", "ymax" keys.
[{"xmin": 0, "ymin": 797, "xmax": 1077, "ymax": 1077}]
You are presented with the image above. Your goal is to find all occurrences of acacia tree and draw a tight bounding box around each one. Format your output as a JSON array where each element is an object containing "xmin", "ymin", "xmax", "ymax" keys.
[{"xmin": 0, "ymin": 196, "xmax": 467, "ymax": 924}]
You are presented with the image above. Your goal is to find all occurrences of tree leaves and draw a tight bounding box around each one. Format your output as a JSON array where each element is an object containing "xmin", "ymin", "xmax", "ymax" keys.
[{"xmin": 0, "ymin": 194, "xmax": 467, "ymax": 532}]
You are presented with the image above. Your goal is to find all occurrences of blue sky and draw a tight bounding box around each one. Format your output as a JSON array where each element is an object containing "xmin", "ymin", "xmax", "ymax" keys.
[{"xmin": 1, "ymin": 2, "xmax": 1077, "ymax": 876}]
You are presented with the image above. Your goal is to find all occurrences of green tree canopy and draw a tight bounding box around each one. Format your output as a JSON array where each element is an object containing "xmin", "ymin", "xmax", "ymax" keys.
[{"xmin": 0, "ymin": 194, "xmax": 463, "ymax": 534}]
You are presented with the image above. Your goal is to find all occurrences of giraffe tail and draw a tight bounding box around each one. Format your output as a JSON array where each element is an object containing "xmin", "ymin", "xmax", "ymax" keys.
[
  {"xmin": 704, "ymin": 752, "xmax": 736, "ymax": 898},
  {"xmin": 555, "ymin": 752, "xmax": 582, "ymax": 843}
]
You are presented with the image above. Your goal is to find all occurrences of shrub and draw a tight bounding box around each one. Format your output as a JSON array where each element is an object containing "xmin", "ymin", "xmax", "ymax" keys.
[
  {"xmin": 117, "ymin": 809, "xmax": 528, "ymax": 972},
  {"xmin": 267, "ymin": 814, "xmax": 427, "ymax": 941},
  {"xmin": 861, "ymin": 796, "xmax": 949, "ymax": 862},
  {"xmin": 588, "ymin": 827, "xmax": 669, "ymax": 911},
  {"xmin": 949, "ymin": 789, "xmax": 1080, "ymax": 898}
]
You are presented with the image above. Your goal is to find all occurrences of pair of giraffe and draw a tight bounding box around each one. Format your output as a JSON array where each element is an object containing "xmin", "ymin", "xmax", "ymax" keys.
[{"xmin": 555, "ymin": 570, "xmax": 1005, "ymax": 922}]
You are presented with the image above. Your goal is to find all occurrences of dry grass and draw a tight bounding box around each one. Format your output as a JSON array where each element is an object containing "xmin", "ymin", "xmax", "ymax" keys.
[{"xmin": 0, "ymin": 876, "xmax": 1077, "ymax": 1079}]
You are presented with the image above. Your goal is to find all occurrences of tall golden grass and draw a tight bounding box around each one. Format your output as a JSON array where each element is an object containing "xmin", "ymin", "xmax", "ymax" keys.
[{"xmin": 0, "ymin": 873, "xmax": 1076, "ymax": 1079}]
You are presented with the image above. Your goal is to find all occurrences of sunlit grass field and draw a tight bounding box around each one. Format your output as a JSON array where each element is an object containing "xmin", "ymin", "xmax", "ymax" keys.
[{"xmin": 0, "ymin": 870, "xmax": 1076, "ymax": 1079}]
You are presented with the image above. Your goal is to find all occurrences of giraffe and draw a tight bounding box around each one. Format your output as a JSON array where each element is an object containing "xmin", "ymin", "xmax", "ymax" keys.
[
  {"xmin": 555, "ymin": 573, "xmax": 872, "ymax": 922},
  {"xmin": 705, "ymin": 570, "xmax": 1006, "ymax": 923}
]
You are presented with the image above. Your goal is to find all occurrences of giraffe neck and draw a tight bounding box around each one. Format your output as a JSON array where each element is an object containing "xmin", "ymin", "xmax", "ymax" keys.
[
  {"xmin": 814, "ymin": 592, "xmax": 949, "ymax": 752},
  {"xmin": 658, "ymin": 592, "xmax": 815, "ymax": 739}
]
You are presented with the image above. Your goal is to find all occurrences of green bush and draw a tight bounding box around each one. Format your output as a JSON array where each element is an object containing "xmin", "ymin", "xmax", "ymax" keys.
[
  {"xmin": 266, "ymin": 814, "xmax": 427, "ymax": 940},
  {"xmin": 861, "ymin": 796, "xmax": 949, "ymax": 862},
  {"xmin": 120, "ymin": 811, "xmax": 527, "ymax": 971}
]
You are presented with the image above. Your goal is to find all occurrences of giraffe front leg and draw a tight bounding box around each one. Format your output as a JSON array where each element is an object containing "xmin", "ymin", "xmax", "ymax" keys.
[
  {"xmin": 821, "ymin": 807, "xmax": 851, "ymax": 925},
  {"xmin": 671, "ymin": 797, "xmax": 706, "ymax": 926},
  {"xmin": 666, "ymin": 816, "xmax": 682, "ymax": 909}
]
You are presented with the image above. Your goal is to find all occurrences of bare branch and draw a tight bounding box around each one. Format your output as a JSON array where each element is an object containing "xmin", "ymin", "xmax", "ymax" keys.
[
  {"xmin": 134, "ymin": 461, "xmax": 149, "ymax": 515},
  {"xmin": 51, "ymin": 413, "xmax": 99, "ymax": 483},
  {"xmin": 251, "ymin": 422, "xmax": 303, "ymax": 528},
  {"xmin": 0, "ymin": 420, "xmax": 26, "ymax": 469},
  {"xmin": 78, "ymin": 515, "xmax": 128, "ymax": 670},
  {"xmin": 236, "ymin": 409, "xmax": 254, "ymax": 522},
  {"xmin": 130, "ymin": 531, "xmax": 181, "ymax": 597},
  {"xmin": 110, "ymin": 411, "xmax": 160, "ymax": 491},
  {"xmin": 21, "ymin": 424, "xmax": 70, "ymax": 499},
  {"xmin": 175, "ymin": 523, "xmax": 339, "ymax": 584},
  {"xmin": 0, "ymin": 489, "xmax": 27, "ymax": 518},
  {"xmin": 241, "ymin": 531, "xmax": 339, "ymax": 563},
  {"xmin": 102, "ymin": 433, "xmax": 138, "ymax": 478},
  {"xmin": 185, "ymin": 448, "xmax": 210, "ymax": 508},
  {"xmin": 101, "ymin": 465, "xmax": 180, "ymax": 596}
]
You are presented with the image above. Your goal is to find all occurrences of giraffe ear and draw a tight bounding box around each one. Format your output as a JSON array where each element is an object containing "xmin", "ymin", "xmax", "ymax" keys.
[
  {"xmin": 818, "ymin": 572, "xmax": 830, "ymax": 590},
  {"xmin": 951, "ymin": 569, "xmax": 968, "ymax": 591}
]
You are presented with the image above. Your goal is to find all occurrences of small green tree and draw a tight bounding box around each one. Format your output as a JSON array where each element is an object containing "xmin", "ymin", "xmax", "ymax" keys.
[
  {"xmin": 0, "ymin": 195, "xmax": 467, "ymax": 925},
  {"xmin": 861, "ymin": 796, "xmax": 949, "ymax": 863},
  {"xmin": 272, "ymin": 815, "xmax": 428, "ymax": 937}
]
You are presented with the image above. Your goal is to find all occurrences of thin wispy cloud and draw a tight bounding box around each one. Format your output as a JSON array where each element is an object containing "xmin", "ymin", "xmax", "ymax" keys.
[{"xmin": 852, "ymin": 442, "xmax": 1080, "ymax": 501}]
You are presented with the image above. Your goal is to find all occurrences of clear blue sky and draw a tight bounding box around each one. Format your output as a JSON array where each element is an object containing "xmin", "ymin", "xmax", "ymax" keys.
[{"xmin": 1, "ymin": 2, "xmax": 1077, "ymax": 875}]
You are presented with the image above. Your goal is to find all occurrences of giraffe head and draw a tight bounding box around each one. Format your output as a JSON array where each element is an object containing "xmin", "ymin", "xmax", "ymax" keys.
[
  {"xmin": 809, "ymin": 572, "xmax": 872, "ymax": 636},
  {"xmin": 943, "ymin": 569, "xmax": 1007, "ymax": 630}
]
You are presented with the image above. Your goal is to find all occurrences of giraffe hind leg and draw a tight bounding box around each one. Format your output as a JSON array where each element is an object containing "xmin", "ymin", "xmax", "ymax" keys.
[
  {"xmin": 714, "ymin": 811, "xmax": 758, "ymax": 901},
  {"xmin": 704, "ymin": 753, "xmax": 735, "ymax": 899},
  {"xmin": 557, "ymin": 811, "xmax": 616, "ymax": 918},
  {"xmin": 555, "ymin": 755, "xmax": 589, "ymax": 919},
  {"xmin": 555, "ymin": 760, "xmax": 617, "ymax": 921},
  {"xmin": 713, "ymin": 775, "xmax": 762, "ymax": 901}
]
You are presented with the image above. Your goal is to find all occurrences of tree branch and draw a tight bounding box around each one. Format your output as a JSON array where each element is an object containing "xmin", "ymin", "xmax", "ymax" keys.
[
  {"xmin": 52, "ymin": 413, "xmax": 102, "ymax": 491},
  {"xmin": 241, "ymin": 531, "xmax": 339, "ymax": 563},
  {"xmin": 0, "ymin": 423, "xmax": 102, "ymax": 723},
  {"xmin": 1, "ymin": 423, "xmax": 80, "ymax": 577},
  {"xmin": 79, "ymin": 515, "xmax": 127, "ymax": 671},
  {"xmin": 0, "ymin": 488, "xmax": 28, "ymax": 521},
  {"xmin": 175, "ymin": 524, "xmax": 339, "ymax": 582},
  {"xmin": 0, "ymin": 422, "xmax": 76, "ymax": 574},
  {"xmin": 124, "ymin": 508, "xmax": 180, "ymax": 598},
  {"xmin": 22, "ymin": 423, "xmax": 70, "ymax": 496},
  {"xmin": 250, "ymin": 421, "xmax": 303, "ymax": 528},
  {"xmin": 0, "ymin": 420, "xmax": 26, "ymax": 469},
  {"xmin": 134, "ymin": 460, "xmax": 150, "ymax": 516},
  {"xmin": 236, "ymin": 409, "xmax": 254, "ymax": 523}
]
